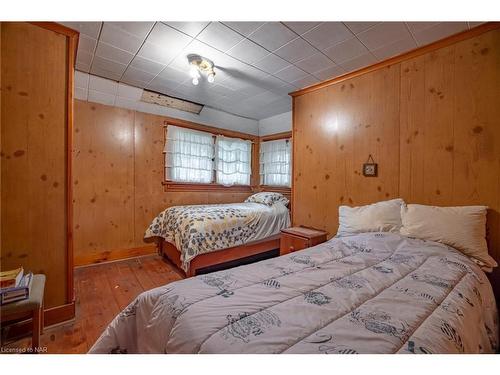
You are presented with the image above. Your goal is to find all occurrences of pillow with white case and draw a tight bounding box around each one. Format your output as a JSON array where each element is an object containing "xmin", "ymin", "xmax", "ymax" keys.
[
  {"xmin": 337, "ymin": 198, "xmax": 405, "ymax": 236},
  {"xmin": 400, "ymin": 204, "xmax": 497, "ymax": 268}
]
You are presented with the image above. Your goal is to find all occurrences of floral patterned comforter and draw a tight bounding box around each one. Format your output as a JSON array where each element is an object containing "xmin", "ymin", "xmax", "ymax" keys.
[
  {"xmin": 90, "ymin": 233, "xmax": 498, "ymax": 354},
  {"xmin": 144, "ymin": 202, "xmax": 290, "ymax": 271}
]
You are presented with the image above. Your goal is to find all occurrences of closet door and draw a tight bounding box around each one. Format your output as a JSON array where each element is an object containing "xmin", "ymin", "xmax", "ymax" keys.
[{"xmin": 1, "ymin": 22, "xmax": 77, "ymax": 317}]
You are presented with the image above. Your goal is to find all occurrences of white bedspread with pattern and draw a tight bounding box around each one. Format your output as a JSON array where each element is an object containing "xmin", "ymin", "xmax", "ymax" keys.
[
  {"xmin": 90, "ymin": 233, "xmax": 498, "ymax": 354},
  {"xmin": 144, "ymin": 202, "xmax": 290, "ymax": 271}
]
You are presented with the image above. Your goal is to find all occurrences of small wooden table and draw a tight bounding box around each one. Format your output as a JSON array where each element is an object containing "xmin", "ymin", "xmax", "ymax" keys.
[
  {"xmin": 280, "ymin": 226, "xmax": 328, "ymax": 255},
  {"xmin": 1, "ymin": 274, "xmax": 45, "ymax": 352}
]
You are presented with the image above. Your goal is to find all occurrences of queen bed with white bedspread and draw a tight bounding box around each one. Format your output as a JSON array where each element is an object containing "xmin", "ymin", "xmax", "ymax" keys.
[{"xmin": 89, "ymin": 232, "xmax": 498, "ymax": 354}]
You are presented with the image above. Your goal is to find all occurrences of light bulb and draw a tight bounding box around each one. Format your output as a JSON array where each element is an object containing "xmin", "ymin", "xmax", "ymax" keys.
[
  {"xmin": 192, "ymin": 77, "xmax": 199, "ymax": 86},
  {"xmin": 189, "ymin": 65, "xmax": 199, "ymax": 79},
  {"xmin": 207, "ymin": 72, "xmax": 215, "ymax": 83}
]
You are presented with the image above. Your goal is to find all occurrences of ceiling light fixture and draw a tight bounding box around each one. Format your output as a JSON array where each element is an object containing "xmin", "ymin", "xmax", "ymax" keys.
[{"xmin": 187, "ymin": 54, "xmax": 216, "ymax": 86}]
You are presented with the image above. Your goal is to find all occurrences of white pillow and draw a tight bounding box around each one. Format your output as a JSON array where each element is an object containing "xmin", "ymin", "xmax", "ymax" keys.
[
  {"xmin": 400, "ymin": 204, "xmax": 497, "ymax": 268},
  {"xmin": 337, "ymin": 199, "xmax": 405, "ymax": 236}
]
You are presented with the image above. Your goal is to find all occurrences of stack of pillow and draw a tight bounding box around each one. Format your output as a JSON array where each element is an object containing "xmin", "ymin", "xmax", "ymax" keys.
[{"xmin": 337, "ymin": 198, "xmax": 498, "ymax": 271}]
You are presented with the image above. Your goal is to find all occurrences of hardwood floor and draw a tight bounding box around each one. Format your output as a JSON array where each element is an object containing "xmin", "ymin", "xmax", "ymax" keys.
[{"xmin": 1, "ymin": 255, "xmax": 183, "ymax": 353}]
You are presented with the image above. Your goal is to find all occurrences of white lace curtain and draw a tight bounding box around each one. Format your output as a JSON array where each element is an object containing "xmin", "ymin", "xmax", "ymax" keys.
[
  {"xmin": 216, "ymin": 136, "xmax": 252, "ymax": 186},
  {"xmin": 164, "ymin": 125, "xmax": 214, "ymax": 183},
  {"xmin": 259, "ymin": 138, "xmax": 292, "ymax": 187}
]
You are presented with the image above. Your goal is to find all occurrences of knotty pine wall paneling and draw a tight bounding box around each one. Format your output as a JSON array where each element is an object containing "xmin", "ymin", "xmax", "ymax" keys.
[
  {"xmin": 293, "ymin": 64, "xmax": 400, "ymax": 233},
  {"xmin": 1, "ymin": 22, "xmax": 77, "ymax": 311},
  {"xmin": 291, "ymin": 26, "xmax": 500, "ymax": 267},
  {"xmin": 73, "ymin": 101, "xmax": 253, "ymax": 265}
]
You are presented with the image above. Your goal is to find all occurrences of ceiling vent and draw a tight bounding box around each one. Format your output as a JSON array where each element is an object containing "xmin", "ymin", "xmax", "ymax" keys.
[{"xmin": 141, "ymin": 90, "xmax": 203, "ymax": 114}]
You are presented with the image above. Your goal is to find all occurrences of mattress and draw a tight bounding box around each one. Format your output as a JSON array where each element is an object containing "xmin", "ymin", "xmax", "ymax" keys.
[
  {"xmin": 144, "ymin": 202, "xmax": 290, "ymax": 271},
  {"xmin": 90, "ymin": 232, "xmax": 499, "ymax": 354}
]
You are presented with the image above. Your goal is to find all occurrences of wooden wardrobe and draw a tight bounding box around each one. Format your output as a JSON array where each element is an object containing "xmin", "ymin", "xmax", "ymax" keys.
[{"xmin": 1, "ymin": 22, "xmax": 78, "ymax": 325}]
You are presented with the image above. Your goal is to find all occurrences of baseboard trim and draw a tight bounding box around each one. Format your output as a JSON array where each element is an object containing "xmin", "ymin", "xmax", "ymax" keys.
[
  {"xmin": 74, "ymin": 245, "xmax": 157, "ymax": 267},
  {"xmin": 45, "ymin": 302, "xmax": 75, "ymax": 327}
]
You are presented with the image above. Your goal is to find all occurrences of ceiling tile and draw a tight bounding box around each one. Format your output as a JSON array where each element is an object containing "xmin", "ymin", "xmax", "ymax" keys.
[
  {"xmin": 222, "ymin": 22, "xmax": 265, "ymax": 36},
  {"xmin": 252, "ymin": 53, "xmax": 289, "ymax": 74},
  {"xmin": 106, "ymin": 22, "xmax": 154, "ymax": 38},
  {"xmin": 158, "ymin": 65, "xmax": 189, "ymax": 83},
  {"xmin": 412, "ymin": 22, "xmax": 468, "ymax": 46},
  {"xmin": 165, "ymin": 22, "xmax": 210, "ymax": 37},
  {"xmin": 115, "ymin": 96, "xmax": 139, "ymax": 111},
  {"xmin": 75, "ymin": 71, "xmax": 89, "ymax": 89},
  {"xmin": 405, "ymin": 22, "xmax": 440, "ymax": 34},
  {"xmin": 90, "ymin": 66, "xmax": 123, "ymax": 82},
  {"xmin": 78, "ymin": 35, "xmax": 97, "ymax": 54},
  {"xmin": 129, "ymin": 56, "xmax": 166, "ymax": 75},
  {"xmin": 88, "ymin": 74, "xmax": 119, "ymax": 94},
  {"xmin": 468, "ymin": 22, "xmax": 485, "ymax": 28},
  {"xmin": 282, "ymin": 22, "xmax": 321, "ymax": 35},
  {"xmin": 75, "ymin": 62, "xmax": 91, "ymax": 73},
  {"xmin": 323, "ymin": 37, "xmax": 369, "ymax": 64},
  {"xmin": 274, "ymin": 37, "xmax": 318, "ymax": 63},
  {"xmin": 147, "ymin": 23, "xmax": 192, "ymax": 49},
  {"xmin": 74, "ymin": 87, "xmax": 88, "ymax": 101},
  {"xmin": 372, "ymin": 36, "xmax": 416, "ymax": 60},
  {"xmin": 122, "ymin": 67, "xmax": 156, "ymax": 86},
  {"xmin": 343, "ymin": 22, "xmax": 379, "ymax": 34},
  {"xmin": 227, "ymin": 38, "xmax": 269, "ymax": 64},
  {"xmin": 59, "ymin": 22, "xmax": 101, "ymax": 38},
  {"xmin": 76, "ymin": 50, "xmax": 93, "ymax": 66},
  {"xmin": 88, "ymin": 89, "xmax": 115, "ymax": 106},
  {"xmin": 247, "ymin": 22, "xmax": 297, "ymax": 51},
  {"xmin": 267, "ymin": 82, "xmax": 296, "ymax": 96},
  {"xmin": 146, "ymin": 77, "xmax": 180, "ymax": 95},
  {"xmin": 313, "ymin": 64, "xmax": 346, "ymax": 81},
  {"xmin": 357, "ymin": 22, "xmax": 411, "ymax": 50},
  {"xmin": 91, "ymin": 56, "xmax": 128, "ymax": 76},
  {"xmin": 274, "ymin": 65, "xmax": 308, "ymax": 83},
  {"xmin": 294, "ymin": 53, "xmax": 334, "ymax": 74},
  {"xmin": 196, "ymin": 22, "xmax": 244, "ymax": 52},
  {"xmin": 117, "ymin": 83, "xmax": 143, "ymax": 100},
  {"xmin": 95, "ymin": 41, "xmax": 134, "ymax": 65},
  {"xmin": 290, "ymin": 74, "xmax": 319, "ymax": 89},
  {"xmin": 259, "ymin": 74, "xmax": 289, "ymax": 92},
  {"xmin": 138, "ymin": 41, "xmax": 179, "ymax": 65},
  {"xmin": 100, "ymin": 23, "xmax": 146, "ymax": 54},
  {"xmin": 340, "ymin": 53, "xmax": 377, "ymax": 73},
  {"xmin": 302, "ymin": 22, "xmax": 353, "ymax": 50}
]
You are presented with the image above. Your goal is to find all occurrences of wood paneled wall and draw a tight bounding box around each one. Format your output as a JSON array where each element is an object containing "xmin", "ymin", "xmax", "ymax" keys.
[
  {"xmin": 1, "ymin": 23, "xmax": 70, "ymax": 308},
  {"xmin": 292, "ymin": 28, "xmax": 500, "ymax": 265},
  {"xmin": 73, "ymin": 100, "xmax": 254, "ymax": 265}
]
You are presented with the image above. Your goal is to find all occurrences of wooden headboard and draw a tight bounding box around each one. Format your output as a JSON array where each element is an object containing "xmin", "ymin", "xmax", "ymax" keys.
[{"xmin": 290, "ymin": 24, "xmax": 500, "ymax": 300}]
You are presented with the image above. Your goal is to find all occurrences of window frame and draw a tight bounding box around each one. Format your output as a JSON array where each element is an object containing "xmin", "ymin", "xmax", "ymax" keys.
[{"xmin": 162, "ymin": 118, "xmax": 258, "ymax": 193}]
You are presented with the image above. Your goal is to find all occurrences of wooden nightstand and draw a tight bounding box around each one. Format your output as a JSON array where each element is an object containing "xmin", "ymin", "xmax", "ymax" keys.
[{"xmin": 280, "ymin": 226, "xmax": 328, "ymax": 255}]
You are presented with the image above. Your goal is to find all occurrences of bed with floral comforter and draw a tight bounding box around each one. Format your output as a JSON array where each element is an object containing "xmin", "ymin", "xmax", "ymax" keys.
[
  {"xmin": 90, "ymin": 232, "xmax": 498, "ymax": 354},
  {"xmin": 144, "ymin": 202, "xmax": 290, "ymax": 272}
]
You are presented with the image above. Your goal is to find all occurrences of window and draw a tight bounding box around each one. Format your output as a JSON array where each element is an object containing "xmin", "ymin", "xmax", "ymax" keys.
[
  {"xmin": 216, "ymin": 136, "xmax": 252, "ymax": 186},
  {"xmin": 164, "ymin": 125, "xmax": 252, "ymax": 186},
  {"xmin": 164, "ymin": 125, "xmax": 214, "ymax": 183},
  {"xmin": 259, "ymin": 138, "xmax": 292, "ymax": 187}
]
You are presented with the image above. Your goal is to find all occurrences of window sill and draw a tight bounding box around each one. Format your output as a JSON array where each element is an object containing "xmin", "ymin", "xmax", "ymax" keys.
[
  {"xmin": 260, "ymin": 185, "xmax": 291, "ymax": 194},
  {"xmin": 162, "ymin": 181, "xmax": 253, "ymax": 193}
]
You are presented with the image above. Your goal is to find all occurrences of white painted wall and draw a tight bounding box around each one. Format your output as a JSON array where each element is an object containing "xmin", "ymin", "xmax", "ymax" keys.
[{"xmin": 258, "ymin": 111, "xmax": 292, "ymax": 136}]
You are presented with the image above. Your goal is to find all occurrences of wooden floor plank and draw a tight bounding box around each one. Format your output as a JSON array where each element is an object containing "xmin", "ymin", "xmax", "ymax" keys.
[{"xmin": 1, "ymin": 255, "xmax": 181, "ymax": 353}]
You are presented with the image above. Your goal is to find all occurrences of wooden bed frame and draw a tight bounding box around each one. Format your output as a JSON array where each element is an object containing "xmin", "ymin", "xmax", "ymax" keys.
[{"xmin": 156, "ymin": 234, "xmax": 281, "ymax": 277}]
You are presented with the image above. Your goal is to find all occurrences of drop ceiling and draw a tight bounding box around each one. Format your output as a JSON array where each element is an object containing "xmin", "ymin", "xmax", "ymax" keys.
[{"xmin": 61, "ymin": 21, "xmax": 483, "ymax": 120}]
